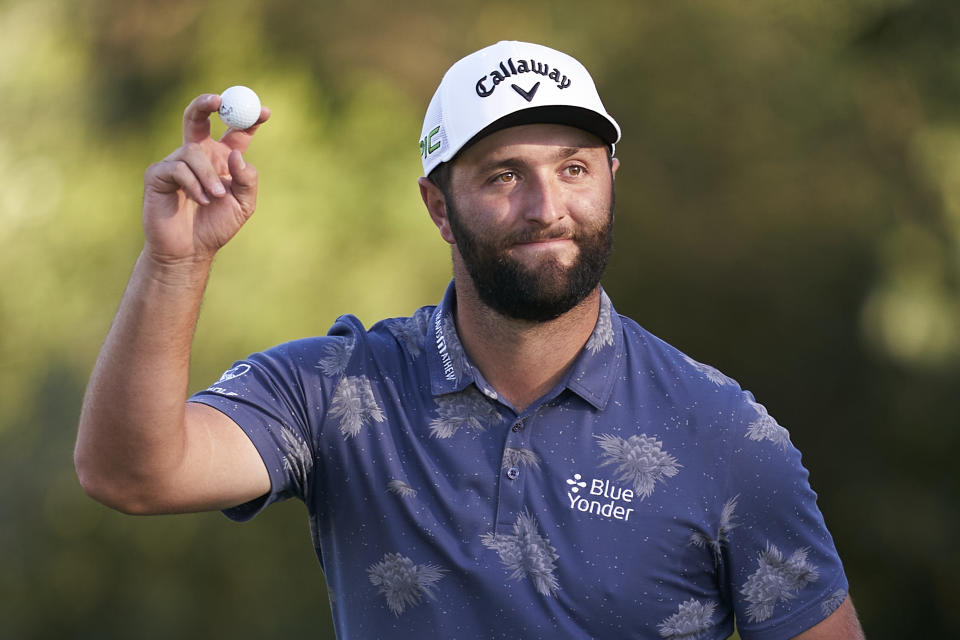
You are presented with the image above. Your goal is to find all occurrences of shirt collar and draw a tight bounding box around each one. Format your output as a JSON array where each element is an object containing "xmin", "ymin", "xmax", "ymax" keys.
[
  {"xmin": 427, "ymin": 281, "xmax": 477, "ymax": 396},
  {"xmin": 563, "ymin": 289, "xmax": 623, "ymax": 410},
  {"xmin": 425, "ymin": 281, "xmax": 624, "ymax": 409}
]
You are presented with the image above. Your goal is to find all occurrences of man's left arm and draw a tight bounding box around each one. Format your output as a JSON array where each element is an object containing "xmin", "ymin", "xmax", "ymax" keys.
[{"xmin": 794, "ymin": 596, "xmax": 865, "ymax": 639}]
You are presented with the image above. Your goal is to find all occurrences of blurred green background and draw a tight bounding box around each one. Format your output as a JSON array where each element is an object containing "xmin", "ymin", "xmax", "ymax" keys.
[{"xmin": 2, "ymin": 0, "xmax": 958, "ymax": 637}]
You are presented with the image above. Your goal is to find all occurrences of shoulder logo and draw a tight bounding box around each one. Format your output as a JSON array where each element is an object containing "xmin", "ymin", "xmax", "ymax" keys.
[
  {"xmin": 207, "ymin": 363, "xmax": 250, "ymax": 396},
  {"xmin": 215, "ymin": 363, "xmax": 250, "ymax": 383}
]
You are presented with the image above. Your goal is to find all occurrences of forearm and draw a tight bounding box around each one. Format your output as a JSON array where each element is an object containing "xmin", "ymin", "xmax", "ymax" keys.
[{"xmin": 75, "ymin": 250, "xmax": 213, "ymax": 512}]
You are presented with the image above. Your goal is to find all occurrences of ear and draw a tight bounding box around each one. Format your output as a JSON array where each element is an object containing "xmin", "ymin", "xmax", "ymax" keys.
[
  {"xmin": 611, "ymin": 156, "xmax": 620, "ymax": 179},
  {"xmin": 418, "ymin": 177, "xmax": 456, "ymax": 245}
]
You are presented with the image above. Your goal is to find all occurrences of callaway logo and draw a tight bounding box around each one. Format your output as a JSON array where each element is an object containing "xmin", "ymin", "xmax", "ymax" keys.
[
  {"xmin": 475, "ymin": 57, "xmax": 572, "ymax": 98},
  {"xmin": 565, "ymin": 472, "xmax": 635, "ymax": 522},
  {"xmin": 512, "ymin": 82, "xmax": 540, "ymax": 102}
]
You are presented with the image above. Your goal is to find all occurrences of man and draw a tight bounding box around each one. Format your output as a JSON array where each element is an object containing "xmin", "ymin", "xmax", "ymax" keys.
[{"xmin": 76, "ymin": 41, "xmax": 865, "ymax": 638}]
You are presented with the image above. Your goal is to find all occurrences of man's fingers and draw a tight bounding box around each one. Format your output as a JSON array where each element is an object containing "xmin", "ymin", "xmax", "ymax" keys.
[
  {"xmin": 220, "ymin": 106, "xmax": 271, "ymax": 152},
  {"xmin": 227, "ymin": 150, "xmax": 258, "ymax": 213},
  {"xmin": 165, "ymin": 143, "xmax": 227, "ymax": 200},
  {"xmin": 182, "ymin": 94, "xmax": 220, "ymax": 144},
  {"xmin": 146, "ymin": 159, "xmax": 210, "ymax": 205},
  {"xmin": 149, "ymin": 140, "xmax": 230, "ymax": 205}
]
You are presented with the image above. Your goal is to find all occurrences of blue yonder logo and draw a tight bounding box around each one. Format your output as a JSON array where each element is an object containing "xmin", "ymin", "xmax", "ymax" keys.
[{"xmin": 565, "ymin": 472, "xmax": 635, "ymax": 522}]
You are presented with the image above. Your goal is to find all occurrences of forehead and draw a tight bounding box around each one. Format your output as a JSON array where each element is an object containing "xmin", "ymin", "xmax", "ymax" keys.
[{"xmin": 453, "ymin": 124, "xmax": 607, "ymax": 171}]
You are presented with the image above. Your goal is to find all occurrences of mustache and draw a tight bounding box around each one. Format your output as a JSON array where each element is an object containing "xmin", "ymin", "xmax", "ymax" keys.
[{"xmin": 503, "ymin": 227, "xmax": 578, "ymax": 245}]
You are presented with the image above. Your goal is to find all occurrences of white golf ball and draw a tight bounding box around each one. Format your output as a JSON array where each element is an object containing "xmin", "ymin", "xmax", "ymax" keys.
[{"xmin": 218, "ymin": 86, "xmax": 261, "ymax": 130}]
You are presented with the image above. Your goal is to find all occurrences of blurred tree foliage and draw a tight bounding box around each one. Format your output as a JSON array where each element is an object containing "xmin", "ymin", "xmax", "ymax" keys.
[{"xmin": 1, "ymin": 0, "xmax": 958, "ymax": 637}]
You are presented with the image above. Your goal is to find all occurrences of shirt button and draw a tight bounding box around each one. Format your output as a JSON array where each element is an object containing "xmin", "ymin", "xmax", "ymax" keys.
[
  {"xmin": 511, "ymin": 421, "xmax": 523, "ymax": 432},
  {"xmin": 506, "ymin": 466, "xmax": 520, "ymax": 480},
  {"xmin": 482, "ymin": 388, "xmax": 497, "ymax": 399}
]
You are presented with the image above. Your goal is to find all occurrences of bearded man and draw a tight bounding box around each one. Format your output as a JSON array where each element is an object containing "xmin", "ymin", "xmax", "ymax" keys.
[{"xmin": 76, "ymin": 41, "xmax": 864, "ymax": 639}]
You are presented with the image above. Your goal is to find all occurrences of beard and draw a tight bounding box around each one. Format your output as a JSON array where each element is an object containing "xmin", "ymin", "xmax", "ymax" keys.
[{"xmin": 445, "ymin": 189, "xmax": 614, "ymax": 322}]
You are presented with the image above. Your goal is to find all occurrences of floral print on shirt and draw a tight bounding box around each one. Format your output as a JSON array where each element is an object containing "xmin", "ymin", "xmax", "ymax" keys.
[
  {"xmin": 740, "ymin": 542, "xmax": 820, "ymax": 623},
  {"xmin": 330, "ymin": 375, "xmax": 385, "ymax": 438},
  {"xmin": 279, "ymin": 424, "xmax": 313, "ymax": 494},
  {"xmin": 585, "ymin": 292, "xmax": 615, "ymax": 354},
  {"xmin": 744, "ymin": 400, "xmax": 791, "ymax": 449},
  {"xmin": 657, "ymin": 599, "xmax": 718, "ymax": 639},
  {"xmin": 481, "ymin": 510, "xmax": 560, "ymax": 597},
  {"xmin": 689, "ymin": 495, "xmax": 739, "ymax": 567},
  {"xmin": 429, "ymin": 386, "xmax": 500, "ymax": 439},
  {"xmin": 595, "ymin": 433, "xmax": 682, "ymax": 500},
  {"xmin": 368, "ymin": 552, "xmax": 446, "ymax": 616},
  {"xmin": 316, "ymin": 335, "xmax": 356, "ymax": 377}
]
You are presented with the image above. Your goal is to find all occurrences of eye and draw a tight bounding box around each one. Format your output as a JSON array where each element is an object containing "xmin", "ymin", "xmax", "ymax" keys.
[
  {"xmin": 493, "ymin": 171, "xmax": 517, "ymax": 184},
  {"xmin": 564, "ymin": 164, "xmax": 586, "ymax": 177}
]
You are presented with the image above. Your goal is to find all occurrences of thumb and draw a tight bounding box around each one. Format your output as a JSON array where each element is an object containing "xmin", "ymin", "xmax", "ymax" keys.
[{"xmin": 228, "ymin": 150, "xmax": 258, "ymax": 215}]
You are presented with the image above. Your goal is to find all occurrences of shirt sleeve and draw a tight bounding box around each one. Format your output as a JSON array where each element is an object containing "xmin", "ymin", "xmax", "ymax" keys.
[
  {"xmin": 189, "ymin": 318, "xmax": 363, "ymax": 521},
  {"xmin": 719, "ymin": 389, "xmax": 849, "ymax": 639}
]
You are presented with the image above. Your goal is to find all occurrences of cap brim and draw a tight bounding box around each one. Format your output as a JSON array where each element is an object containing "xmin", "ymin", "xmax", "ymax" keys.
[{"xmin": 460, "ymin": 105, "xmax": 619, "ymax": 158}]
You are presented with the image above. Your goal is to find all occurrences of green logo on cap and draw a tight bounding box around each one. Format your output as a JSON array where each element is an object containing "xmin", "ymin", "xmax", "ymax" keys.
[{"xmin": 420, "ymin": 125, "xmax": 441, "ymax": 158}]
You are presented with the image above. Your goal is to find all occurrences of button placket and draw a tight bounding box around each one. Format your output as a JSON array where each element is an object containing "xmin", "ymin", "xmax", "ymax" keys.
[
  {"xmin": 506, "ymin": 419, "xmax": 528, "ymax": 483},
  {"xmin": 495, "ymin": 415, "xmax": 534, "ymax": 533}
]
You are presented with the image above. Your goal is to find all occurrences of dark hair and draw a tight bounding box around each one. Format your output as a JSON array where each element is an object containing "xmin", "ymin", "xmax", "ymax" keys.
[{"xmin": 427, "ymin": 162, "xmax": 452, "ymax": 197}]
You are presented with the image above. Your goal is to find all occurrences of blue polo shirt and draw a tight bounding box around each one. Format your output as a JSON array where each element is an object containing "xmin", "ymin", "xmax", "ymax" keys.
[{"xmin": 190, "ymin": 283, "xmax": 848, "ymax": 639}]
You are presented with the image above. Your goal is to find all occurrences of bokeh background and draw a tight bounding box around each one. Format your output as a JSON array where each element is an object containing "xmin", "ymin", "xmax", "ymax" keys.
[{"xmin": 2, "ymin": 0, "xmax": 958, "ymax": 637}]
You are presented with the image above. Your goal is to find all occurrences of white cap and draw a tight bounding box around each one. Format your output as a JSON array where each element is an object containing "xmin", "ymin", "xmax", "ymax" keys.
[{"xmin": 419, "ymin": 40, "xmax": 621, "ymax": 175}]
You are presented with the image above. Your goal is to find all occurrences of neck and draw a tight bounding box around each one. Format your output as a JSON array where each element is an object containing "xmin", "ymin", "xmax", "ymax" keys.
[{"xmin": 452, "ymin": 273, "xmax": 601, "ymax": 413}]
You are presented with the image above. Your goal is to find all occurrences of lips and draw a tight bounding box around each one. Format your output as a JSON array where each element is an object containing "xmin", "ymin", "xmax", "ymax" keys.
[
  {"xmin": 505, "ymin": 229, "xmax": 576, "ymax": 247},
  {"xmin": 514, "ymin": 237, "xmax": 574, "ymax": 248}
]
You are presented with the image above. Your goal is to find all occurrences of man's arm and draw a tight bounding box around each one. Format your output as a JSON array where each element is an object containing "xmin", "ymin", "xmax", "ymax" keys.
[
  {"xmin": 793, "ymin": 596, "xmax": 865, "ymax": 639},
  {"xmin": 75, "ymin": 94, "xmax": 272, "ymax": 515}
]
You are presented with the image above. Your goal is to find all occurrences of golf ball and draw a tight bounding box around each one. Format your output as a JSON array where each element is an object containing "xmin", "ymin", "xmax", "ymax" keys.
[{"xmin": 218, "ymin": 86, "xmax": 261, "ymax": 130}]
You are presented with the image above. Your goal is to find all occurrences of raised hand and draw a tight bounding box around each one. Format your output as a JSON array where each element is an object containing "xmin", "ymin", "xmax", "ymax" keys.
[
  {"xmin": 75, "ymin": 94, "xmax": 274, "ymax": 516},
  {"xmin": 142, "ymin": 93, "xmax": 270, "ymax": 267}
]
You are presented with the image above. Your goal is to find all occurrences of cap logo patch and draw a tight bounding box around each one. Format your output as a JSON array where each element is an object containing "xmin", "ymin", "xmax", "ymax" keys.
[
  {"xmin": 475, "ymin": 58, "xmax": 572, "ymax": 98},
  {"xmin": 420, "ymin": 125, "xmax": 441, "ymax": 159}
]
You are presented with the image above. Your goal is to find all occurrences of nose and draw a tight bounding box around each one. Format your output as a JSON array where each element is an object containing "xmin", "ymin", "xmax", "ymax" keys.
[{"xmin": 522, "ymin": 174, "xmax": 565, "ymax": 227}]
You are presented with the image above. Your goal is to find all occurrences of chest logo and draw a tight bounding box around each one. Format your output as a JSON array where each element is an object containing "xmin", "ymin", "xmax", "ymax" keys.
[
  {"xmin": 566, "ymin": 473, "xmax": 635, "ymax": 522},
  {"xmin": 566, "ymin": 473, "xmax": 587, "ymax": 493}
]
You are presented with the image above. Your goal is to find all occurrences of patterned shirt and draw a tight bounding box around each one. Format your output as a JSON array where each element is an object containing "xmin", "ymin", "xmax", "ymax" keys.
[{"xmin": 190, "ymin": 282, "xmax": 848, "ymax": 639}]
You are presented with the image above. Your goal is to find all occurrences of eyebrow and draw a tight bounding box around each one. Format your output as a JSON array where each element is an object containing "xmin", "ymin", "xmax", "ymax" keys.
[
  {"xmin": 555, "ymin": 146, "xmax": 582, "ymax": 160},
  {"xmin": 475, "ymin": 147, "xmax": 586, "ymax": 175}
]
